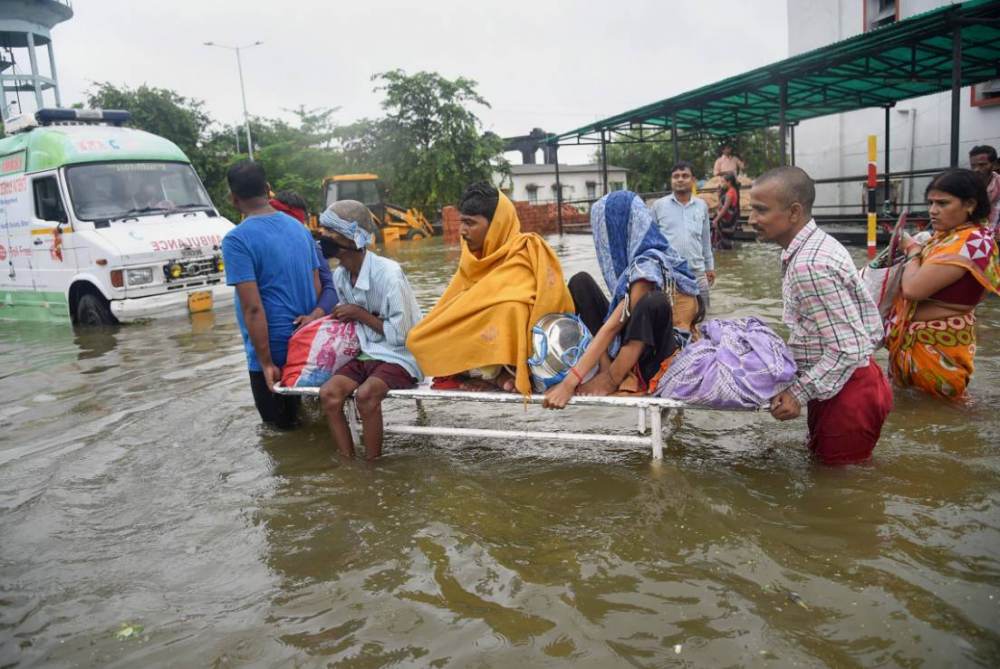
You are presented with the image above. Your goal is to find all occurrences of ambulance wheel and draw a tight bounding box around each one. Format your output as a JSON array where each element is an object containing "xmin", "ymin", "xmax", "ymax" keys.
[{"xmin": 76, "ymin": 292, "xmax": 117, "ymax": 327}]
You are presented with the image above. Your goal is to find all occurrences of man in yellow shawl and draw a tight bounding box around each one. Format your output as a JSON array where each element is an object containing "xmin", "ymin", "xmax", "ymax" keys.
[{"xmin": 406, "ymin": 182, "xmax": 574, "ymax": 395}]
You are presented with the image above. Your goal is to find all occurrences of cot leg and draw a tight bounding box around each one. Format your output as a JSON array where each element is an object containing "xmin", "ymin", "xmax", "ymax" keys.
[
  {"xmin": 637, "ymin": 407, "xmax": 647, "ymax": 434},
  {"xmin": 346, "ymin": 398, "xmax": 361, "ymax": 444},
  {"xmin": 650, "ymin": 407, "xmax": 663, "ymax": 460}
]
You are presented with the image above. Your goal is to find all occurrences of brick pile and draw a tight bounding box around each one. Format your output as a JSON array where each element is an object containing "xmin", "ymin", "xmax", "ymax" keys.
[{"xmin": 441, "ymin": 202, "xmax": 589, "ymax": 243}]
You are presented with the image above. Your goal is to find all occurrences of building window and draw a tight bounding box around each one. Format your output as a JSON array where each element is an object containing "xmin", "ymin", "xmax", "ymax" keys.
[
  {"xmin": 610, "ymin": 181, "xmax": 624, "ymax": 192},
  {"xmin": 863, "ymin": 0, "xmax": 898, "ymax": 32},
  {"xmin": 586, "ymin": 181, "xmax": 596, "ymax": 200},
  {"xmin": 526, "ymin": 184, "xmax": 538, "ymax": 203},
  {"xmin": 971, "ymin": 79, "xmax": 1000, "ymax": 108}
]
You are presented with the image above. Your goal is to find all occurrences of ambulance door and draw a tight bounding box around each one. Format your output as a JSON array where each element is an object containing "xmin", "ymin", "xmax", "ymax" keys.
[{"xmin": 28, "ymin": 172, "xmax": 72, "ymax": 308}]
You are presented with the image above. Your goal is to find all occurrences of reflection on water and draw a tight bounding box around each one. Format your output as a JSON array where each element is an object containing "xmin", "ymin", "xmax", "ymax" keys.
[{"xmin": 1, "ymin": 235, "xmax": 998, "ymax": 667}]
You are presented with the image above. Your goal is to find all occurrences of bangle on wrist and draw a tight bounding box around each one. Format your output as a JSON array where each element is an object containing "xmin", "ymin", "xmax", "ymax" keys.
[{"xmin": 568, "ymin": 366, "xmax": 584, "ymax": 384}]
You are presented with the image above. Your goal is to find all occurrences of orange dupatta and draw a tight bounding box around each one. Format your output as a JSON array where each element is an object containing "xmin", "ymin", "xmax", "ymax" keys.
[
  {"xmin": 406, "ymin": 193, "xmax": 574, "ymax": 396},
  {"xmin": 886, "ymin": 223, "xmax": 1000, "ymax": 398}
]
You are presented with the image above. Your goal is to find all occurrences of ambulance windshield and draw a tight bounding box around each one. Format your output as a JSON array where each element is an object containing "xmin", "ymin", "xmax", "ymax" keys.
[{"xmin": 66, "ymin": 162, "xmax": 213, "ymax": 221}]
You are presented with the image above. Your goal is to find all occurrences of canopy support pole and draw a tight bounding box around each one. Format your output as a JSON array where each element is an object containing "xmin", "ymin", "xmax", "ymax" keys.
[
  {"xmin": 950, "ymin": 25, "xmax": 962, "ymax": 167},
  {"xmin": 884, "ymin": 105, "xmax": 892, "ymax": 212},
  {"xmin": 600, "ymin": 130, "xmax": 609, "ymax": 195},
  {"xmin": 671, "ymin": 113, "xmax": 679, "ymax": 165},
  {"xmin": 779, "ymin": 81, "xmax": 788, "ymax": 166},
  {"xmin": 790, "ymin": 124, "xmax": 796, "ymax": 166},
  {"xmin": 554, "ymin": 146, "xmax": 563, "ymax": 235}
]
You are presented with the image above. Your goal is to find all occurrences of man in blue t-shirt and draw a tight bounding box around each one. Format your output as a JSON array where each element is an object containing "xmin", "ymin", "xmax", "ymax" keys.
[{"xmin": 221, "ymin": 160, "xmax": 320, "ymax": 428}]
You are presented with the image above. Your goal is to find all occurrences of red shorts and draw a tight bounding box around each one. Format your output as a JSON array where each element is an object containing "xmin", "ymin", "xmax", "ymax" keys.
[
  {"xmin": 806, "ymin": 358, "xmax": 893, "ymax": 465},
  {"xmin": 335, "ymin": 358, "xmax": 417, "ymax": 390}
]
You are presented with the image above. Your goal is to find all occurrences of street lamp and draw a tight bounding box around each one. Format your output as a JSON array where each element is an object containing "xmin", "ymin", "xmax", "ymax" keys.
[{"xmin": 204, "ymin": 40, "xmax": 263, "ymax": 160}]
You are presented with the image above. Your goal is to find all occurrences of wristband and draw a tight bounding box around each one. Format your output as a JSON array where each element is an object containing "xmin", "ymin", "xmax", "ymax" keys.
[{"xmin": 568, "ymin": 366, "xmax": 584, "ymax": 384}]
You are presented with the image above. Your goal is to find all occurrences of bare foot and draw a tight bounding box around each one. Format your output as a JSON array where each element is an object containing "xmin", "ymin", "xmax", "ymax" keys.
[
  {"xmin": 457, "ymin": 377, "xmax": 497, "ymax": 392},
  {"xmin": 494, "ymin": 369, "xmax": 517, "ymax": 393},
  {"xmin": 578, "ymin": 371, "xmax": 618, "ymax": 396}
]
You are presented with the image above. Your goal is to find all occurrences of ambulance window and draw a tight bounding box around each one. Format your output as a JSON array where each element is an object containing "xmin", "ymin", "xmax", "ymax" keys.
[{"xmin": 33, "ymin": 176, "xmax": 68, "ymax": 223}]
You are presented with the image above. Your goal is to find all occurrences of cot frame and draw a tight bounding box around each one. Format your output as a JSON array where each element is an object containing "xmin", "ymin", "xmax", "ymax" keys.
[{"xmin": 274, "ymin": 384, "xmax": 762, "ymax": 459}]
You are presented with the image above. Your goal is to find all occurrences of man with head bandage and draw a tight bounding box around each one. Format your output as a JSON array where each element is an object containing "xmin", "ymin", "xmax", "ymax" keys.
[{"xmin": 315, "ymin": 200, "xmax": 424, "ymax": 460}]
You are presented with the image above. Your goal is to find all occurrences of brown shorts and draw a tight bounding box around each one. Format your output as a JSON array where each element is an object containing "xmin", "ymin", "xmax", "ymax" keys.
[{"xmin": 335, "ymin": 358, "xmax": 417, "ymax": 390}]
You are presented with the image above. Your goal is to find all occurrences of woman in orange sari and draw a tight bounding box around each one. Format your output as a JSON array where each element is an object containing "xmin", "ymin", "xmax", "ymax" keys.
[{"xmin": 887, "ymin": 169, "xmax": 1000, "ymax": 399}]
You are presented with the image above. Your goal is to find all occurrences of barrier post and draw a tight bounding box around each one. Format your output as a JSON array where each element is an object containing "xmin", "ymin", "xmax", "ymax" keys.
[{"xmin": 867, "ymin": 135, "xmax": 877, "ymax": 259}]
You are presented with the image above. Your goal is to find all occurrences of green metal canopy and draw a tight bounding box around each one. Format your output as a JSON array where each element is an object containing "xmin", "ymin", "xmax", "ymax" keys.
[{"xmin": 550, "ymin": 0, "xmax": 1000, "ymax": 146}]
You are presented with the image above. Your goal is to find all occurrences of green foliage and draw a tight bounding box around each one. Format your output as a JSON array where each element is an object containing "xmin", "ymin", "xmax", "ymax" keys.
[
  {"xmin": 604, "ymin": 128, "xmax": 782, "ymax": 193},
  {"xmin": 338, "ymin": 70, "xmax": 508, "ymax": 215},
  {"xmin": 252, "ymin": 106, "xmax": 349, "ymax": 212},
  {"xmin": 86, "ymin": 82, "xmax": 209, "ymax": 159}
]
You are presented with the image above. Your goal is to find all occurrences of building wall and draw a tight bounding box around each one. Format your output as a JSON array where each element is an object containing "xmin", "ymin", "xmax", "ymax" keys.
[
  {"xmin": 498, "ymin": 167, "xmax": 628, "ymax": 203},
  {"xmin": 787, "ymin": 0, "xmax": 1000, "ymax": 214}
]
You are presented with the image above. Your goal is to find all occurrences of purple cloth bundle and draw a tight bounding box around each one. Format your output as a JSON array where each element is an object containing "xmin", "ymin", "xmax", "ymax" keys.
[{"xmin": 653, "ymin": 317, "xmax": 797, "ymax": 409}]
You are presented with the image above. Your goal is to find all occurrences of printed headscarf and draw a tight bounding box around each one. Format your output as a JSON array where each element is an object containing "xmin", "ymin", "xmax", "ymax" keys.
[{"xmin": 319, "ymin": 207, "xmax": 371, "ymax": 250}]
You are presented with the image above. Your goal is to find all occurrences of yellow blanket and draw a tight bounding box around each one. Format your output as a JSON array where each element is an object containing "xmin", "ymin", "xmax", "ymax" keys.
[{"xmin": 406, "ymin": 193, "xmax": 574, "ymax": 395}]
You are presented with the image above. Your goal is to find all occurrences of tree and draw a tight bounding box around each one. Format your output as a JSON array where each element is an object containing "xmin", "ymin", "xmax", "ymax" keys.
[
  {"xmin": 85, "ymin": 83, "xmax": 345, "ymax": 220},
  {"xmin": 86, "ymin": 82, "xmax": 210, "ymax": 160},
  {"xmin": 252, "ymin": 106, "xmax": 348, "ymax": 212},
  {"xmin": 338, "ymin": 70, "xmax": 507, "ymax": 216},
  {"xmin": 603, "ymin": 128, "xmax": 781, "ymax": 194},
  {"xmin": 83, "ymin": 76, "xmax": 507, "ymax": 223}
]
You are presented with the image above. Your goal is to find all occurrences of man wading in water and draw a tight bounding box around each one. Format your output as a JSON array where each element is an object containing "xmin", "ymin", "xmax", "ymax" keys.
[
  {"xmin": 221, "ymin": 161, "xmax": 322, "ymax": 429},
  {"xmin": 750, "ymin": 166, "xmax": 892, "ymax": 464}
]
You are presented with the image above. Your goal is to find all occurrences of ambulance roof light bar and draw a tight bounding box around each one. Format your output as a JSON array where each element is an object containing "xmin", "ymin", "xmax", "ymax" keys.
[{"xmin": 35, "ymin": 108, "xmax": 131, "ymax": 127}]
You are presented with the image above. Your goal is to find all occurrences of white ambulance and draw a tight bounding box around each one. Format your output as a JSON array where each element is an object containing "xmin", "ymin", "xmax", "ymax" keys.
[{"xmin": 0, "ymin": 108, "xmax": 235, "ymax": 325}]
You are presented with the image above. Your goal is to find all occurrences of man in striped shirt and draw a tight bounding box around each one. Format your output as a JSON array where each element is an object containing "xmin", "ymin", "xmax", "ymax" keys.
[
  {"xmin": 317, "ymin": 200, "xmax": 424, "ymax": 460},
  {"xmin": 750, "ymin": 166, "xmax": 892, "ymax": 464}
]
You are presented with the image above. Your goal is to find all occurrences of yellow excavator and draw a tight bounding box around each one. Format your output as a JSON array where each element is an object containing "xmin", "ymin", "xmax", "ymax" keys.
[{"xmin": 314, "ymin": 173, "xmax": 434, "ymax": 243}]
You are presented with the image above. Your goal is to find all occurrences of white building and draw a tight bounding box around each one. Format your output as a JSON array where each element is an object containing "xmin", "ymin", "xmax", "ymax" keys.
[
  {"xmin": 497, "ymin": 163, "xmax": 629, "ymax": 204},
  {"xmin": 788, "ymin": 0, "xmax": 1000, "ymax": 212}
]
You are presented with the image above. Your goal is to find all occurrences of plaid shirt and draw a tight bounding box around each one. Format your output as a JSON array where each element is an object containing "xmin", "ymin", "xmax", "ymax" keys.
[{"xmin": 781, "ymin": 220, "xmax": 883, "ymax": 405}]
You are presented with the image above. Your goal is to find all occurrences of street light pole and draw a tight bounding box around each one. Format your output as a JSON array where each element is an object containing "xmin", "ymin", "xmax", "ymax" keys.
[{"xmin": 204, "ymin": 40, "xmax": 263, "ymax": 161}]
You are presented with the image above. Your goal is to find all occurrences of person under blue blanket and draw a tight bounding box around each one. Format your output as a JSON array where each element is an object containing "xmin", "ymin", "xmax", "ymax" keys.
[{"xmin": 544, "ymin": 190, "xmax": 703, "ymax": 409}]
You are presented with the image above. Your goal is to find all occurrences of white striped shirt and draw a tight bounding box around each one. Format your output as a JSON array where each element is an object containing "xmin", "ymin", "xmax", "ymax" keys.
[{"xmin": 332, "ymin": 252, "xmax": 424, "ymax": 380}]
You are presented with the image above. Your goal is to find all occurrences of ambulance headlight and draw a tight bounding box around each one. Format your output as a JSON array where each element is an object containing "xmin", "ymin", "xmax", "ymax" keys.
[{"xmin": 126, "ymin": 267, "xmax": 154, "ymax": 286}]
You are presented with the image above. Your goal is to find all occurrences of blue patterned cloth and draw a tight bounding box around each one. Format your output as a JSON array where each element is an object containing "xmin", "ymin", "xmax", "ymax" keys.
[
  {"xmin": 590, "ymin": 191, "xmax": 699, "ymax": 357},
  {"xmin": 319, "ymin": 208, "xmax": 371, "ymax": 249},
  {"xmin": 591, "ymin": 190, "xmax": 699, "ymax": 312}
]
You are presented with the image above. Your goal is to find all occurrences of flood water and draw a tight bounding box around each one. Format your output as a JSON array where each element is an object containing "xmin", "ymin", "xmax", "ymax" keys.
[{"xmin": 2, "ymin": 234, "xmax": 999, "ymax": 668}]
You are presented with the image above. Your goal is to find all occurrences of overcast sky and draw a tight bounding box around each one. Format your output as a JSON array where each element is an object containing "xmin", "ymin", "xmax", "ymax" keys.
[{"xmin": 50, "ymin": 0, "xmax": 788, "ymax": 163}]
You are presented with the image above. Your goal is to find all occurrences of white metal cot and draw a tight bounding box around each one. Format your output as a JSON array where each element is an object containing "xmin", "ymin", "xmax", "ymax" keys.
[{"xmin": 274, "ymin": 383, "xmax": 764, "ymax": 459}]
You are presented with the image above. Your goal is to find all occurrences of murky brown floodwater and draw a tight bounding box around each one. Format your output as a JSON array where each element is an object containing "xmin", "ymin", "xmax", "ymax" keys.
[{"xmin": 1, "ymin": 234, "xmax": 999, "ymax": 668}]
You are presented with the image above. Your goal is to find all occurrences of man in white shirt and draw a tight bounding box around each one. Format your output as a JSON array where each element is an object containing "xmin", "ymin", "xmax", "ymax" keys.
[
  {"xmin": 713, "ymin": 143, "xmax": 745, "ymax": 176},
  {"xmin": 651, "ymin": 161, "xmax": 715, "ymax": 309}
]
